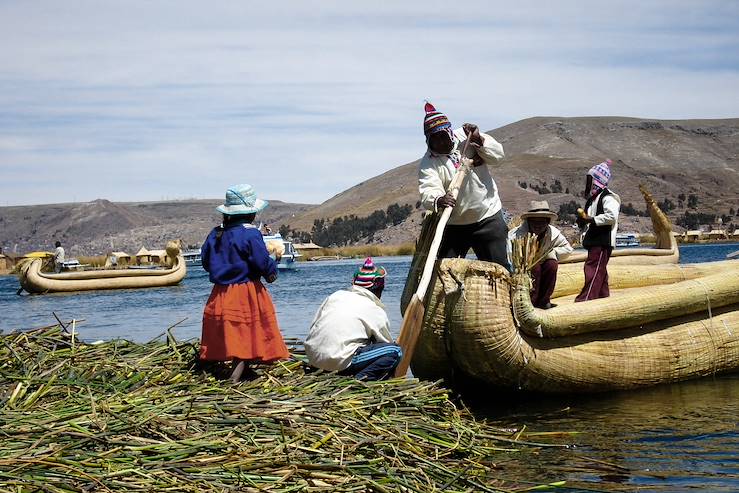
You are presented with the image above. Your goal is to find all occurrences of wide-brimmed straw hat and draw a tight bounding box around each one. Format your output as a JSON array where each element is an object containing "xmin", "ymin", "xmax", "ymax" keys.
[
  {"xmin": 216, "ymin": 184, "xmax": 268, "ymax": 215},
  {"xmin": 520, "ymin": 200, "xmax": 557, "ymax": 221}
]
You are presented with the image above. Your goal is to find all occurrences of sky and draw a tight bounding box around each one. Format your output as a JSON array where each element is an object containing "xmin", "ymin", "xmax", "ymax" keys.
[{"xmin": 1, "ymin": 1, "xmax": 738, "ymax": 206}]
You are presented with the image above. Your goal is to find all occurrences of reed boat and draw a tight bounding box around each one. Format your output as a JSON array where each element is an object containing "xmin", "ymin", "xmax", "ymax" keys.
[
  {"xmin": 18, "ymin": 242, "xmax": 186, "ymax": 294},
  {"xmin": 401, "ymin": 188, "xmax": 739, "ymax": 392},
  {"xmin": 408, "ymin": 257, "xmax": 739, "ymax": 393}
]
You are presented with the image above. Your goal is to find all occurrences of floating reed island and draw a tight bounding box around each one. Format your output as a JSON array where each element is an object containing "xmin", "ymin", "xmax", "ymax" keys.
[{"xmin": 0, "ymin": 324, "xmax": 571, "ymax": 492}]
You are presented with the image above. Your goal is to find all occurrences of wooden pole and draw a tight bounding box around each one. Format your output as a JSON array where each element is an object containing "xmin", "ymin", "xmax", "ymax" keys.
[{"xmin": 395, "ymin": 137, "xmax": 476, "ymax": 377}]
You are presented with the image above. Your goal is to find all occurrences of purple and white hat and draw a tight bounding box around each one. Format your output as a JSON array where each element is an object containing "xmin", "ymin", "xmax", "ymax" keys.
[{"xmin": 588, "ymin": 159, "xmax": 613, "ymax": 190}]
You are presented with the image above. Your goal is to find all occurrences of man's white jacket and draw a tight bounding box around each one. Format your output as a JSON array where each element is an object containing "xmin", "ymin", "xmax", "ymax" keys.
[
  {"xmin": 508, "ymin": 223, "xmax": 574, "ymax": 262},
  {"xmin": 418, "ymin": 127, "xmax": 505, "ymax": 226},
  {"xmin": 305, "ymin": 285, "xmax": 393, "ymax": 371}
]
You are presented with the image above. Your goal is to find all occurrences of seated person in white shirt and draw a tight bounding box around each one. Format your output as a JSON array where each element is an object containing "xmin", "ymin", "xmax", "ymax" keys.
[
  {"xmin": 509, "ymin": 201, "xmax": 573, "ymax": 309},
  {"xmin": 304, "ymin": 258, "xmax": 402, "ymax": 381}
]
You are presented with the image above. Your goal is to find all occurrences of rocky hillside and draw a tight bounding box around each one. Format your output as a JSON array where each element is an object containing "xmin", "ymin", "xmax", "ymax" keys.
[
  {"xmin": 0, "ymin": 199, "xmax": 313, "ymax": 256},
  {"xmin": 2, "ymin": 116, "xmax": 737, "ymax": 255}
]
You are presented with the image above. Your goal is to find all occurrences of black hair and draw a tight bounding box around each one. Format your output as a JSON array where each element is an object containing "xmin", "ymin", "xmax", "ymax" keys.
[
  {"xmin": 215, "ymin": 213, "xmax": 257, "ymax": 241},
  {"xmin": 55, "ymin": 241, "xmax": 61, "ymax": 247}
]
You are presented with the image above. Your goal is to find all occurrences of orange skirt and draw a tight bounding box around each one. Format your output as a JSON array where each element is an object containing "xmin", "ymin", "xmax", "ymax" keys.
[{"xmin": 200, "ymin": 281, "xmax": 289, "ymax": 363}]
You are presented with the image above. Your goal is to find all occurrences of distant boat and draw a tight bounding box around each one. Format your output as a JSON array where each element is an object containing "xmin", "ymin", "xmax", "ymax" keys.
[
  {"xmin": 308, "ymin": 255, "xmax": 352, "ymax": 261},
  {"xmin": 17, "ymin": 243, "xmax": 186, "ymax": 294},
  {"xmin": 615, "ymin": 233, "xmax": 641, "ymax": 247},
  {"xmin": 262, "ymin": 233, "xmax": 301, "ymax": 270},
  {"xmin": 182, "ymin": 250, "xmax": 202, "ymax": 266}
]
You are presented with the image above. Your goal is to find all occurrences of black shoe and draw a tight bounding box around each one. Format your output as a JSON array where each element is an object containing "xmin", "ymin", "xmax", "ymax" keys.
[{"xmin": 540, "ymin": 302, "xmax": 557, "ymax": 310}]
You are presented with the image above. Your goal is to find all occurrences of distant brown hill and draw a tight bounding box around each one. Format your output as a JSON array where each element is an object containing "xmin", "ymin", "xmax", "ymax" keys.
[
  {"xmin": 0, "ymin": 198, "xmax": 313, "ymax": 256},
  {"xmin": 282, "ymin": 116, "xmax": 739, "ymax": 244},
  {"xmin": 1, "ymin": 116, "xmax": 737, "ymax": 255}
]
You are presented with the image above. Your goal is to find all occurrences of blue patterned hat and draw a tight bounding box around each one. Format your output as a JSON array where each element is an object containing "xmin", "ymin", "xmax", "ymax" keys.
[{"xmin": 216, "ymin": 184, "xmax": 268, "ymax": 215}]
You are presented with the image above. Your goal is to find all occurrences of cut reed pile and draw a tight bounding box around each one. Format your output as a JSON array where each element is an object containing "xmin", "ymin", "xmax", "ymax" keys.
[{"xmin": 0, "ymin": 324, "xmax": 569, "ymax": 492}]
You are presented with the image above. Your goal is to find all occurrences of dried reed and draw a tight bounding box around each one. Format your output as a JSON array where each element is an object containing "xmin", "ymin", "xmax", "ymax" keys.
[{"xmin": 0, "ymin": 323, "xmax": 568, "ymax": 492}]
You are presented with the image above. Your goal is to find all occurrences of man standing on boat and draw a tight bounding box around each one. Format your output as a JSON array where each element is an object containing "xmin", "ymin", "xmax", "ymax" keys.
[
  {"xmin": 418, "ymin": 102, "xmax": 509, "ymax": 270},
  {"xmin": 509, "ymin": 201, "xmax": 573, "ymax": 309},
  {"xmin": 304, "ymin": 258, "xmax": 402, "ymax": 381},
  {"xmin": 53, "ymin": 241, "xmax": 65, "ymax": 273},
  {"xmin": 575, "ymin": 159, "xmax": 621, "ymax": 302}
]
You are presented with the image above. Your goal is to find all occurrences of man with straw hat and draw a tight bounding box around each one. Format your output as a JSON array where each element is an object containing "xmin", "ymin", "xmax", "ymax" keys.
[
  {"xmin": 304, "ymin": 257, "xmax": 402, "ymax": 381},
  {"xmin": 575, "ymin": 159, "xmax": 621, "ymax": 302},
  {"xmin": 418, "ymin": 102, "xmax": 510, "ymax": 270},
  {"xmin": 509, "ymin": 201, "xmax": 573, "ymax": 309}
]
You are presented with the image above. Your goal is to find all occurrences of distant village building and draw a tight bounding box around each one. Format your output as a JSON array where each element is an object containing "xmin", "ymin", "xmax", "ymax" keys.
[
  {"xmin": 135, "ymin": 246, "xmax": 152, "ymax": 265},
  {"xmin": 683, "ymin": 230, "xmax": 703, "ymax": 243},
  {"xmin": 293, "ymin": 242, "xmax": 323, "ymax": 252},
  {"xmin": 148, "ymin": 249, "xmax": 168, "ymax": 264},
  {"xmin": 706, "ymin": 229, "xmax": 728, "ymax": 240},
  {"xmin": 0, "ymin": 254, "xmax": 9, "ymax": 271},
  {"xmin": 106, "ymin": 251, "xmax": 131, "ymax": 267}
]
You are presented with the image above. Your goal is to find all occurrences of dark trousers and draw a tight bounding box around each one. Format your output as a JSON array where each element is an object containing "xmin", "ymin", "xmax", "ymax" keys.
[
  {"xmin": 439, "ymin": 210, "xmax": 511, "ymax": 271},
  {"xmin": 340, "ymin": 342, "xmax": 402, "ymax": 381},
  {"xmin": 531, "ymin": 259, "xmax": 558, "ymax": 308},
  {"xmin": 575, "ymin": 246, "xmax": 613, "ymax": 302}
]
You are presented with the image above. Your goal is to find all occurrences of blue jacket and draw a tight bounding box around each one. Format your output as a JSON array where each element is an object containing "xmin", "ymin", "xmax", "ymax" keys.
[{"xmin": 201, "ymin": 224, "xmax": 277, "ymax": 285}]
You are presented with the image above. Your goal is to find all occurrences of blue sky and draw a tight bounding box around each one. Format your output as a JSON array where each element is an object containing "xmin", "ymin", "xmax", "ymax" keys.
[{"xmin": 1, "ymin": 1, "xmax": 738, "ymax": 206}]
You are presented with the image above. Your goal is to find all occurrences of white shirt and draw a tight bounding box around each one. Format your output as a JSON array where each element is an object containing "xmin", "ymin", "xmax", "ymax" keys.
[
  {"xmin": 583, "ymin": 190, "xmax": 621, "ymax": 247},
  {"xmin": 508, "ymin": 223, "xmax": 574, "ymax": 262},
  {"xmin": 304, "ymin": 285, "xmax": 393, "ymax": 371},
  {"xmin": 418, "ymin": 127, "xmax": 505, "ymax": 225},
  {"xmin": 53, "ymin": 246, "xmax": 65, "ymax": 265}
]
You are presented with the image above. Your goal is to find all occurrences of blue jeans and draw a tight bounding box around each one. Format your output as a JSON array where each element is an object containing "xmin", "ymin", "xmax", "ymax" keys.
[{"xmin": 340, "ymin": 342, "xmax": 402, "ymax": 381}]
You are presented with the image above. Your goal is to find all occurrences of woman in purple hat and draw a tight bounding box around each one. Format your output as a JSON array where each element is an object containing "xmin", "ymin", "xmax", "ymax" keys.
[{"xmin": 575, "ymin": 160, "xmax": 621, "ymax": 302}]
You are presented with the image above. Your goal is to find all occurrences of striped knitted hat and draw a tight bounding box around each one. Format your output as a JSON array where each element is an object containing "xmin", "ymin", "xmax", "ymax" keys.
[
  {"xmin": 352, "ymin": 257, "xmax": 387, "ymax": 289},
  {"xmin": 588, "ymin": 159, "xmax": 613, "ymax": 190},
  {"xmin": 423, "ymin": 101, "xmax": 452, "ymax": 137}
]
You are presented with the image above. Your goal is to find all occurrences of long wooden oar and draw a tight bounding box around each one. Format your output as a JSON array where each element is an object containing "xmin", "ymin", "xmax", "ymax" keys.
[{"xmin": 395, "ymin": 141, "xmax": 475, "ymax": 378}]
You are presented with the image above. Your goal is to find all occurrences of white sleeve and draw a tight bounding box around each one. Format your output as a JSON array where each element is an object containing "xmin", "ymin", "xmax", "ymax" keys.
[
  {"xmin": 476, "ymin": 133, "xmax": 505, "ymax": 165},
  {"xmin": 593, "ymin": 194, "xmax": 620, "ymax": 226},
  {"xmin": 551, "ymin": 229, "xmax": 574, "ymax": 260},
  {"xmin": 364, "ymin": 315, "xmax": 393, "ymax": 343},
  {"xmin": 418, "ymin": 160, "xmax": 446, "ymax": 212}
]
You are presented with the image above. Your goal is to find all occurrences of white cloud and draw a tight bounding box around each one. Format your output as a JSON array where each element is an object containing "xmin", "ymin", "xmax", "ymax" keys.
[{"xmin": 0, "ymin": 1, "xmax": 737, "ymax": 205}]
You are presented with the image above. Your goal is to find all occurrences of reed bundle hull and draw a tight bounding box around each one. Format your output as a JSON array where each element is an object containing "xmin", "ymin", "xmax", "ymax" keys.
[
  {"xmin": 411, "ymin": 258, "xmax": 739, "ymax": 393},
  {"xmin": 18, "ymin": 256, "xmax": 187, "ymax": 293}
]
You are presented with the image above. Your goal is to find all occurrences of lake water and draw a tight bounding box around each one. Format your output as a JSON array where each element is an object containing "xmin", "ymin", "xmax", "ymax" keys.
[{"xmin": 1, "ymin": 242, "xmax": 738, "ymax": 491}]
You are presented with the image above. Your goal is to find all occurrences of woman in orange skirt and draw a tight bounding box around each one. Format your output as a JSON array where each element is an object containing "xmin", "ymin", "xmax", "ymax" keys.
[{"xmin": 200, "ymin": 183, "xmax": 289, "ymax": 382}]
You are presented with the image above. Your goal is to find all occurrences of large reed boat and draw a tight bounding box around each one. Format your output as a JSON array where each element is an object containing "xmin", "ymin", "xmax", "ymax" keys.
[{"xmin": 401, "ymin": 188, "xmax": 739, "ymax": 392}]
